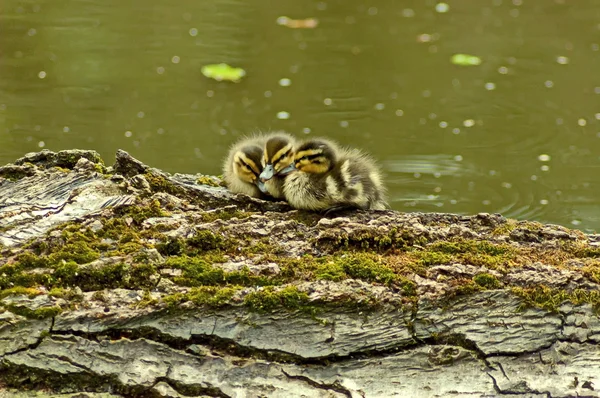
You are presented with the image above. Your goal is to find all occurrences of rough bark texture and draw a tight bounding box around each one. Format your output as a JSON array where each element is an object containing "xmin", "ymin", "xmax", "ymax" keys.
[{"xmin": 1, "ymin": 150, "xmax": 599, "ymax": 398}]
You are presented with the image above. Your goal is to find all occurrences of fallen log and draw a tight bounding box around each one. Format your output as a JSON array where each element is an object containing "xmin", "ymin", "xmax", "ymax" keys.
[{"xmin": 0, "ymin": 149, "xmax": 599, "ymax": 397}]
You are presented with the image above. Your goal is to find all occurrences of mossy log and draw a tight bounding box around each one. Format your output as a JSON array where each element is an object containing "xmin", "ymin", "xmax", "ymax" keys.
[{"xmin": 1, "ymin": 149, "xmax": 600, "ymax": 398}]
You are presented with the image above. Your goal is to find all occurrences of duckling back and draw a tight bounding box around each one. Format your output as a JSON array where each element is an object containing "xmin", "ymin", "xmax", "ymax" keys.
[{"xmin": 337, "ymin": 148, "xmax": 389, "ymax": 210}]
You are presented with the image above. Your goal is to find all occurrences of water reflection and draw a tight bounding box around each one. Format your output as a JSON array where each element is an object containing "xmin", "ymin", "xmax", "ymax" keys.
[{"xmin": 1, "ymin": 0, "xmax": 599, "ymax": 231}]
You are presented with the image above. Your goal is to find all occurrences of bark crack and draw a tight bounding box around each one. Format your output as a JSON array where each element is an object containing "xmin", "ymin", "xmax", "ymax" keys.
[
  {"xmin": 487, "ymin": 373, "xmax": 552, "ymax": 397},
  {"xmin": 0, "ymin": 316, "xmax": 54, "ymax": 358},
  {"xmin": 282, "ymin": 369, "xmax": 357, "ymax": 398},
  {"xmin": 49, "ymin": 326, "xmax": 420, "ymax": 366}
]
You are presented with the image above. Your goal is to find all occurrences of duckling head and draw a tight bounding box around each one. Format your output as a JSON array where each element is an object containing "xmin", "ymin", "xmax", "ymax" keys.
[
  {"xmin": 293, "ymin": 140, "xmax": 335, "ymax": 174},
  {"xmin": 233, "ymin": 145, "xmax": 268, "ymax": 192},
  {"xmin": 259, "ymin": 136, "xmax": 295, "ymax": 181}
]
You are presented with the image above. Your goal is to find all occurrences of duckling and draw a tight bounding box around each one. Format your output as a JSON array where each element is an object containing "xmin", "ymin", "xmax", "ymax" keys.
[
  {"xmin": 222, "ymin": 136, "xmax": 269, "ymax": 198},
  {"xmin": 282, "ymin": 138, "xmax": 389, "ymax": 212},
  {"xmin": 258, "ymin": 133, "xmax": 297, "ymax": 199}
]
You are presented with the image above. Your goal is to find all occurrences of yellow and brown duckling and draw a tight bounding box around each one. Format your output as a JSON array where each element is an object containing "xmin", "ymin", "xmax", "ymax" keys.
[
  {"xmin": 222, "ymin": 135, "xmax": 269, "ymax": 198},
  {"xmin": 259, "ymin": 133, "xmax": 296, "ymax": 199},
  {"xmin": 260, "ymin": 136, "xmax": 389, "ymax": 212},
  {"xmin": 223, "ymin": 131, "xmax": 296, "ymax": 199},
  {"xmin": 284, "ymin": 138, "xmax": 388, "ymax": 212}
]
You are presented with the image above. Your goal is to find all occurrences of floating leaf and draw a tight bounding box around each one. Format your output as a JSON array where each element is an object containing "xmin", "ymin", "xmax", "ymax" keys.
[
  {"xmin": 201, "ymin": 63, "xmax": 246, "ymax": 82},
  {"xmin": 451, "ymin": 54, "xmax": 482, "ymax": 66},
  {"xmin": 277, "ymin": 16, "xmax": 318, "ymax": 29}
]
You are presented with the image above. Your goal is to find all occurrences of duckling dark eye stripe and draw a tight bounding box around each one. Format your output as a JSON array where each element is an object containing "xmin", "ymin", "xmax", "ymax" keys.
[
  {"xmin": 236, "ymin": 159, "xmax": 260, "ymax": 176},
  {"xmin": 302, "ymin": 154, "xmax": 325, "ymax": 162}
]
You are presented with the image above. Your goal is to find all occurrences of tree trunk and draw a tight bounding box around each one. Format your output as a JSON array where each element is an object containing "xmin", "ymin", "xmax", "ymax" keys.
[{"xmin": 0, "ymin": 150, "xmax": 599, "ymax": 398}]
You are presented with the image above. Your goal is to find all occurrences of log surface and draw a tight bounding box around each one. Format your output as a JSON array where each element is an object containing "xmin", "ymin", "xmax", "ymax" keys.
[{"xmin": 1, "ymin": 150, "xmax": 599, "ymax": 397}]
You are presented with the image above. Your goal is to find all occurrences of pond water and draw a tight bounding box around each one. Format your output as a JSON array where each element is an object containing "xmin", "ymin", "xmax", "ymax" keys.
[{"xmin": 1, "ymin": 0, "xmax": 600, "ymax": 231}]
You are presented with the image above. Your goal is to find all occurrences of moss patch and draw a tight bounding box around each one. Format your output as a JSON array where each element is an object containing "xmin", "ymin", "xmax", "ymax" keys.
[
  {"xmin": 0, "ymin": 287, "xmax": 43, "ymax": 300},
  {"xmin": 316, "ymin": 227, "xmax": 428, "ymax": 252},
  {"xmin": 473, "ymin": 273, "xmax": 501, "ymax": 289},
  {"xmin": 512, "ymin": 285, "xmax": 600, "ymax": 313},
  {"xmin": 0, "ymin": 165, "xmax": 36, "ymax": 181},
  {"xmin": 244, "ymin": 285, "xmax": 310, "ymax": 313},
  {"xmin": 196, "ymin": 175, "xmax": 222, "ymax": 187},
  {"xmin": 5, "ymin": 304, "xmax": 62, "ymax": 319},
  {"xmin": 113, "ymin": 199, "xmax": 170, "ymax": 225}
]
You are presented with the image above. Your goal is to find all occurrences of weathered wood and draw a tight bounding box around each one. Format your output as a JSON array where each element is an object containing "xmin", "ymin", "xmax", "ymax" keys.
[{"xmin": 1, "ymin": 150, "xmax": 599, "ymax": 397}]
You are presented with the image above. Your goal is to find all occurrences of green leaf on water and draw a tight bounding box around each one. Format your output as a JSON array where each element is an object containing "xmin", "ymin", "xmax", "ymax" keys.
[
  {"xmin": 201, "ymin": 63, "xmax": 246, "ymax": 82},
  {"xmin": 451, "ymin": 54, "xmax": 482, "ymax": 66}
]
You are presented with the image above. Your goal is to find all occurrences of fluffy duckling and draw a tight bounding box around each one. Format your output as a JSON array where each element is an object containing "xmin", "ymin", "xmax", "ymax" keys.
[
  {"xmin": 222, "ymin": 136, "xmax": 269, "ymax": 198},
  {"xmin": 282, "ymin": 138, "xmax": 389, "ymax": 212},
  {"xmin": 258, "ymin": 133, "xmax": 296, "ymax": 199}
]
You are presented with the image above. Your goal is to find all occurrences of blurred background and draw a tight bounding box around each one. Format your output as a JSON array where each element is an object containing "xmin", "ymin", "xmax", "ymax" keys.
[{"xmin": 1, "ymin": 0, "xmax": 600, "ymax": 231}]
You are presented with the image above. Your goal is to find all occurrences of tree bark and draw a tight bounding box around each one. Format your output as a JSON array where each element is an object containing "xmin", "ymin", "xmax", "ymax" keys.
[{"xmin": 0, "ymin": 150, "xmax": 599, "ymax": 398}]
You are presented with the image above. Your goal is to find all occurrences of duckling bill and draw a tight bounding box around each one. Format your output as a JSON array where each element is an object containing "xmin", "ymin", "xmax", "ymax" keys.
[{"xmin": 258, "ymin": 133, "xmax": 296, "ymax": 199}]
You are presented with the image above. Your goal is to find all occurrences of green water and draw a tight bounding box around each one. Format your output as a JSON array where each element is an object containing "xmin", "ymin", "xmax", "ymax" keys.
[{"xmin": 1, "ymin": 0, "xmax": 600, "ymax": 231}]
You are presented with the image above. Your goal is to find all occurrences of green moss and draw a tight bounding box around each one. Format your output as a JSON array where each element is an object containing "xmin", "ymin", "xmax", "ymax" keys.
[
  {"xmin": 128, "ymin": 263, "xmax": 158, "ymax": 288},
  {"xmin": 48, "ymin": 242, "xmax": 100, "ymax": 265},
  {"xmin": 473, "ymin": 273, "xmax": 501, "ymax": 289},
  {"xmin": 0, "ymin": 263, "xmax": 46, "ymax": 290},
  {"xmin": 145, "ymin": 172, "xmax": 188, "ymax": 197},
  {"xmin": 582, "ymin": 261, "xmax": 600, "ymax": 284},
  {"xmin": 166, "ymin": 256, "xmax": 270, "ymax": 287},
  {"xmin": 48, "ymin": 287, "xmax": 83, "ymax": 301},
  {"xmin": 138, "ymin": 290, "xmax": 159, "ymax": 307},
  {"xmin": 6, "ymin": 304, "xmax": 62, "ymax": 319},
  {"xmin": 51, "ymin": 261, "xmax": 155, "ymax": 291},
  {"xmin": 15, "ymin": 252, "xmax": 51, "ymax": 269},
  {"xmin": 0, "ymin": 287, "xmax": 43, "ymax": 300},
  {"xmin": 512, "ymin": 286, "xmax": 600, "ymax": 313},
  {"xmin": 56, "ymin": 150, "xmax": 103, "ymax": 169},
  {"xmin": 414, "ymin": 251, "xmax": 452, "ymax": 266},
  {"xmin": 52, "ymin": 261, "xmax": 127, "ymax": 291},
  {"xmin": 429, "ymin": 240, "xmax": 510, "ymax": 256},
  {"xmin": 110, "ymin": 241, "xmax": 144, "ymax": 256},
  {"xmin": 53, "ymin": 166, "xmax": 70, "ymax": 173},
  {"xmin": 91, "ymin": 291, "xmax": 107, "ymax": 301},
  {"xmin": 186, "ymin": 230, "xmax": 232, "ymax": 253},
  {"xmin": 339, "ymin": 254, "xmax": 397, "ymax": 284},
  {"xmin": 421, "ymin": 239, "xmax": 516, "ymax": 270},
  {"xmin": 0, "ymin": 166, "xmax": 35, "ymax": 181},
  {"xmin": 196, "ymin": 175, "xmax": 221, "ymax": 187},
  {"xmin": 114, "ymin": 199, "xmax": 169, "ymax": 225},
  {"xmin": 317, "ymin": 227, "xmax": 428, "ymax": 252},
  {"xmin": 491, "ymin": 220, "xmax": 518, "ymax": 236},
  {"xmin": 93, "ymin": 163, "xmax": 106, "ymax": 174},
  {"xmin": 448, "ymin": 279, "xmax": 483, "ymax": 298},
  {"xmin": 95, "ymin": 218, "xmax": 129, "ymax": 240},
  {"xmin": 244, "ymin": 285, "xmax": 310, "ymax": 313},
  {"xmin": 571, "ymin": 245, "xmax": 600, "ymax": 259},
  {"xmin": 315, "ymin": 261, "xmax": 346, "ymax": 282},
  {"xmin": 156, "ymin": 237, "xmax": 184, "ymax": 256},
  {"xmin": 167, "ymin": 256, "xmax": 223, "ymax": 286}
]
